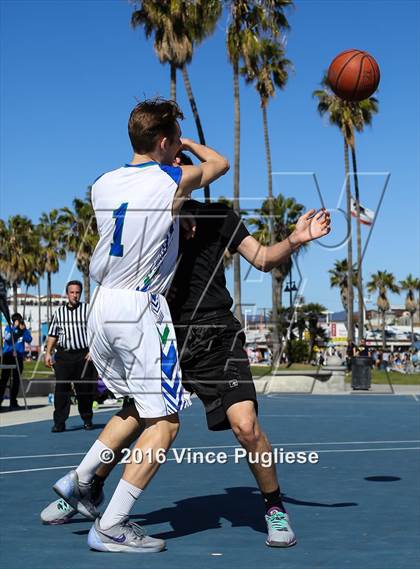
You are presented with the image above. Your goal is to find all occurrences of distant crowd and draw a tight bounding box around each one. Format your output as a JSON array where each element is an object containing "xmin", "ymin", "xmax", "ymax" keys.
[{"xmin": 343, "ymin": 341, "xmax": 419, "ymax": 374}]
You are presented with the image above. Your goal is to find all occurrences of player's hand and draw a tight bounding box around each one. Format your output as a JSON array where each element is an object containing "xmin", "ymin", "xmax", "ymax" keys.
[
  {"xmin": 180, "ymin": 213, "xmax": 196, "ymax": 240},
  {"xmin": 179, "ymin": 138, "xmax": 195, "ymax": 151},
  {"xmin": 44, "ymin": 353, "xmax": 54, "ymax": 368},
  {"xmin": 292, "ymin": 208, "xmax": 331, "ymax": 244}
]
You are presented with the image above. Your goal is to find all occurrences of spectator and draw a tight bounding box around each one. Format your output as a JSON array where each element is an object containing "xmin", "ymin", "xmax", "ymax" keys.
[
  {"xmin": 357, "ymin": 339, "xmax": 370, "ymax": 357},
  {"xmin": 0, "ymin": 313, "xmax": 32, "ymax": 410}
]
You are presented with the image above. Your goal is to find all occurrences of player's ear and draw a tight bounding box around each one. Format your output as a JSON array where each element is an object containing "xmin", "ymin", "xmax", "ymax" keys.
[{"xmin": 160, "ymin": 136, "xmax": 170, "ymax": 152}]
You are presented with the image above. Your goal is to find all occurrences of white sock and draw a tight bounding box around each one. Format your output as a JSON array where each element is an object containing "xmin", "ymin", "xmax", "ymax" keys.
[
  {"xmin": 75, "ymin": 440, "xmax": 111, "ymax": 486},
  {"xmin": 99, "ymin": 479, "xmax": 143, "ymax": 530}
]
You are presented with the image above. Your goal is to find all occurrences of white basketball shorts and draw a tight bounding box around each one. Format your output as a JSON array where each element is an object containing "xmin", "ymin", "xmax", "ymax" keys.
[{"xmin": 87, "ymin": 286, "xmax": 191, "ymax": 418}]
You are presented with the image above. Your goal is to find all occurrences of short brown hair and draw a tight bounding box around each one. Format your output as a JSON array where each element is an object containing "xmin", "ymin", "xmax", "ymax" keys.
[
  {"xmin": 66, "ymin": 280, "xmax": 83, "ymax": 293},
  {"xmin": 128, "ymin": 98, "xmax": 184, "ymax": 154}
]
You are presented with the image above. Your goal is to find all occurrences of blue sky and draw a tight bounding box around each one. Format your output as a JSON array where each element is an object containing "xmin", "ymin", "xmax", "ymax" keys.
[{"xmin": 1, "ymin": 0, "xmax": 419, "ymax": 314}]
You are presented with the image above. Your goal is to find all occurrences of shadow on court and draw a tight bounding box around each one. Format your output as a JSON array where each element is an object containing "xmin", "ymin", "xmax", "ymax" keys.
[{"xmin": 70, "ymin": 486, "xmax": 357, "ymax": 538}]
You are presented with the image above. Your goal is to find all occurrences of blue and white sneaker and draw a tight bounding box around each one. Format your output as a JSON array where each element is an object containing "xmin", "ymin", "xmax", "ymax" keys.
[
  {"xmin": 41, "ymin": 487, "xmax": 104, "ymax": 525},
  {"xmin": 53, "ymin": 470, "xmax": 99, "ymax": 520},
  {"xmin": 40, "ymin": 498, "xmax": 78, "ymax": 525},
  {"xmin": 265, "ymin": 508, "xmax": 297, "ymax": 547},
  {"xmin": 88, "ymin": 516, "xmax": 165, "ymax": 553}
]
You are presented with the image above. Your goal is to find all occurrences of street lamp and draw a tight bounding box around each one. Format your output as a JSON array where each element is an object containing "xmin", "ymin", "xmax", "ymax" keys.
[{"xmin": 284, "ymin": 274, "xmax": 298, "ymax": 309}]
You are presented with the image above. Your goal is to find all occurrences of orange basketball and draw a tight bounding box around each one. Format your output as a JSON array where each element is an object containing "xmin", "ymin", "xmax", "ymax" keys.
[{"xmin": 327, "ymin": 49, "xmax": 380, "ymax": 101}]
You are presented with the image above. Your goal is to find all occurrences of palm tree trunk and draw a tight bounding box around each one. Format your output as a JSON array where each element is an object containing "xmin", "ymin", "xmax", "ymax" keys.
[
  {"xmin": 37, "ymin": 280, "xmax": 42, "ymax": 348},
  {"xmin": 233, "ymin": 60, "xmax": 242, "ymax": 324},
  {"xmin": 181, "ymin": 65, "xmax": 210, "ymax": 202},
  {"xmin": 47, "ymin": 271, "xmax": 52, "ymax": 328},
  {"xmin": 275, "ymin": 273, "xmax": 286, "ymax": 361},
  {"xmin": 22, "ymin": 283, "xmax": 29, "ymax": 319},
  {"xmin": 170, "ymin": 63, "xmax": 176, "ymax": 101},
  {"xmin": 83, "ymin": 271, "xmax": 90, "ymax": 304},
  {"xmin": 12, "ymin": 282, "xmax": 18, "ymax": 314},
  {"xmin": 262, "ymin": 104, "xmax": 280, "ymax": 364},
  {"xmin": 341, "ymin": 286, "xmax": 348, "ymax": 313},
  {"xmin": 351, "ymin": 144, "xmax": 364, "ymax": 341},
  {"xmin": 381, "ymin": 310, "xmax": 386, "ymax": 350},
  {"xmin": 344, "ymin": 139, "xmax": 354, "ymax": 343},
  {"xmin": 411, "ymin": 313, "xmax": 414, "ymax": 345}
]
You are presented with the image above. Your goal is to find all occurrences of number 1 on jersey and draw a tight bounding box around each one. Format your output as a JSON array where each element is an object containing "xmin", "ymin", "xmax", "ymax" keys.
[{"xmin": 109, "ymin": 202, "xmax": 128, "ymax": 257}]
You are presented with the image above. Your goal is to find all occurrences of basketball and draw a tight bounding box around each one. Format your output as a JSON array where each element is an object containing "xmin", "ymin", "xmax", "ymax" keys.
[{"xmin": 327, "ymin": 49, "xmax": 380, "ymax": 101}]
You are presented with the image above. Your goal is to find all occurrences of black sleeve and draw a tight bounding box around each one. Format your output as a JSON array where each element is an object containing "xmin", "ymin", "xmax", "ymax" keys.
[{"xmin": 220, "ymin": 208, "xmax": 250, "ymax": 254}]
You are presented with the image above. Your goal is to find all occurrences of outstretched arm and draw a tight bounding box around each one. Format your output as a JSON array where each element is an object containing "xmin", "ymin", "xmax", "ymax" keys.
[{"xmin": 237, "ymin": 209, "xmax": 331, "ymax": 272}]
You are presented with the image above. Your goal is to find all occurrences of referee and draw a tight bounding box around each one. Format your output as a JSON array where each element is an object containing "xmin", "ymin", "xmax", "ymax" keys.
[{"xmin": 45, "ymin": 280, "xmax": 96, "ymax": 433}]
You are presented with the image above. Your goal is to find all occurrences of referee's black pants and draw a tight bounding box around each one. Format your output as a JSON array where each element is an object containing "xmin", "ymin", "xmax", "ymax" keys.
[
  {"xmin": 0, "ymin": 352, "xmax": 23, "ymax": 406},
  {"xmin": 53, "ymin": 348, "xmax": 96, "ymax": 427}
]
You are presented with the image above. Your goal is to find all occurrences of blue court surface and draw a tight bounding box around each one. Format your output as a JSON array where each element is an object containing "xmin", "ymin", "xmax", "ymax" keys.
[{"xmin": 1, "ymin": 394, "xmax": 419, "ymax": 569}]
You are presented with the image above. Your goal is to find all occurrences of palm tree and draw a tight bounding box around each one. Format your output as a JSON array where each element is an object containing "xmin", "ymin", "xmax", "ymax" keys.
[
  {"xmin": 179, "ymin": 0, "xmax": 221, "ymax": 202},
  {"xmin": 367, "ymin": 270, "xmax": 399, "ymax": 349},
  {"xmin": 226, "ymin": 0, "xmax": 292, "ymax": 324},
  {"xmin": 38, "ymin": 210, "xmax": 66, "ymax": 326},
  {"xmin": 400, "ymin": 274, "xmax": 418, "ymax": 343},
  {"xmin": 415, "ymin": 278, "xmax": 420, "ymax": 325},
  {"xmin": 242, "ymin": 38, "xmax": 292, "ymax": 364},
  {"xmin": 329, "ymin": 258, "xmax": 358, "ymax": 313},
  {"xmin": 59, "ymin": 189, "xmax": 99, "ymax": 303},
  {"xmin": 131, "ymin": 0, "xmax": 192, "ymax": 100},
  {"xmin": 131, "ymin": 1, "xmax": 220, "ymax": 199},
  {"xmin": 248, "ymin": 193, "xmax": 304, "ymax": 363},
  {"xmin": 313, "ymin": 77, "xmax": 378, "ymax": 343},
  {"xmin": 21, "ymin": 268, "xmax": 39, "ymax": 320},
  {"xmin": 348, "ymin": 97, "xmax": 378, "ymax": 340},
  {"xmin": 300, "ymin": 302, "xmax": 327, "ymax": 361},
  {"xmin": 0, "ymin": 216, "xmax": 37, "ymax": 312}
]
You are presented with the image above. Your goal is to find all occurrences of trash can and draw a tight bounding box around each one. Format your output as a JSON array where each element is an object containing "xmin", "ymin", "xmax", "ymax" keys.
[{"xmin": 351, "ymin": 356, "xmax": 372, "ymax": 390}]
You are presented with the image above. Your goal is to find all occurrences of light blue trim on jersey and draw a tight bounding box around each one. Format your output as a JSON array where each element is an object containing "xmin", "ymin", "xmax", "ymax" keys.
[
  {"xmin": 124, "ymin": 161, "xmax": 157, "ymax": 168},
  {"xmin": 159, "ymin": 164, "xmax": 182, "ymax": 186}
]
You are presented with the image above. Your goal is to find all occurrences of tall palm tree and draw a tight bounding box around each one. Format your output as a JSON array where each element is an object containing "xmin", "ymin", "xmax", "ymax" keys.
[
  {"xmin": 131, "ymin": 1, "xmax": 220, "ymax": 199},
  {"xmin": 38, "ymin": 210, "xmax": 66, "ymax": 327},
  {"xmin": 179, "ymin": 0, "xmax": 221, "ymax": 202},
  {"xmin": 329, "ymin": 258, "xmax": 358, "ymax": 313},
  {"xmin": 59, "ymin": 189, "xmax": 99, "ymax": 303},
  {"xmin": 248, "ymin": 193, "xmax": 303, "ymax": 363},
  {"xmin": 367, "ymin": 270, "xmax": 399, "ymax": 349},
  {"xmin": 226, "ymin": 0, "xmax": 292, "ymax": 324},
  {"xmin": 313, "ymin": 76, "xmax": 378, "ymax": 343},
  {"xmin": 348, "ymin": 97, "xmax": 378, "ymax": 340},
  {"xmin": 0, "ymin": 216, "xmax": 37, "ymax": 312},
  {"xmin": 242, "ymin": 38, "xmax": 292, "ymax": 363},
  {"xmin": 400, "ymin": 274, "xmax": 418, "ymax": 343},
  {"xmin": 131, "ymin": 0, "xmax": 192, "ymax": 100}
]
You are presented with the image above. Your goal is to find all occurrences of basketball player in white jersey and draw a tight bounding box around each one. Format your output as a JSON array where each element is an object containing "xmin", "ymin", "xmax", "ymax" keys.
[{"xmin": 52, "ymin": 98, "xmax": 229, "ymax": 553}]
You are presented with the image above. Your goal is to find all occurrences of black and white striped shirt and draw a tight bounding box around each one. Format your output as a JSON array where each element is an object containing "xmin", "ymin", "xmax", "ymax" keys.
[{"xmin": 48, "ymin": 303, "xmax": 89, "ymax": 351}]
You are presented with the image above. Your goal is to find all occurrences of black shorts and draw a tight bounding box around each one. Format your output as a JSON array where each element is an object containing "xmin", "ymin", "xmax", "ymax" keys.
[{"xmin": 175, "ymin": 311, "xmax": 257, "ymax": 431}]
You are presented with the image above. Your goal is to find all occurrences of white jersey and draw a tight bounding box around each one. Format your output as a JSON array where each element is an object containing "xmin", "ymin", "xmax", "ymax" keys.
[{"xmin": 90, "ymin": 161, "xmax": 181, "ymax": 294}]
